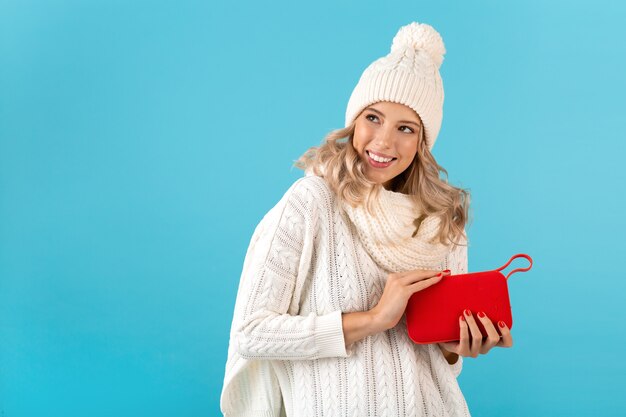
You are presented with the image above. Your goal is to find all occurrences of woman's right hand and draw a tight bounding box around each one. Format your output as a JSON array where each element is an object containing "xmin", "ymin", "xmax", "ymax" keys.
[{"xmin": 370, "ymin": 268, "xmax": 451, "ymax": 331}]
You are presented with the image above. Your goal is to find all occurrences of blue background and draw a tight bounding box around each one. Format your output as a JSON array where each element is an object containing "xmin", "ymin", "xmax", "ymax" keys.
[{"xmin": 1, "ymin": 0, "xmax": 625, "ymax": 416}]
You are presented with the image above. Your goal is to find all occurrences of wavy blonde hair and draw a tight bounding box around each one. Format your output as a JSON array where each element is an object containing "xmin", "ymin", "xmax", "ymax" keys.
[{"xmin": 293, "ymin": 115, "xmax": 472, "ymax": 248}]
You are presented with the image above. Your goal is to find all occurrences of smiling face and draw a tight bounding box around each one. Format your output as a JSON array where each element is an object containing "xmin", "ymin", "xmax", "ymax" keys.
[{"xmin": 352, "ymin": 101, "xmax": 423, "ymax": 190}]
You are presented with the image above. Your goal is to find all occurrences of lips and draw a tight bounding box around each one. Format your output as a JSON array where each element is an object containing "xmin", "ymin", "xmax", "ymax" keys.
[{"xmin": 366, "ymin": 150, "xmax": 396, "ymax": 168}]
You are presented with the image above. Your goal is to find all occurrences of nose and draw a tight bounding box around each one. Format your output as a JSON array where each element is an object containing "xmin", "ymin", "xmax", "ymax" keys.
[{"xmin": 374, "ymin": 128, "xmax": 393, "ymax": 149}]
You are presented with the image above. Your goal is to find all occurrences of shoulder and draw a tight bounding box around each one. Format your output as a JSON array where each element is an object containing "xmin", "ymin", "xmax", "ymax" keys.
[
  {"xmin": 292, "ymin": 173, "xmax": 333, "ymax": 196},
  {"xmin": 256, "ymin": 175, "xmax": 334, "ymax": 232},
  {"xmin": 282, "ymin": 174, "xmax": 336, "ymax": 210}
]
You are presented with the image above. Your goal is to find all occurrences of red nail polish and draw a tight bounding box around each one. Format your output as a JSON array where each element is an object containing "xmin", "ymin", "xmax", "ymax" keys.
[
  {"xmin": 443, "ymin": 269, "xmax": 451, "ymax": 275},
  {"xmin": 464, "ymin": 309, "xmax": 471, "ymax": 316},
  {"xmin": 478, "ymin": 311, "xmax": 485, "ymax": 318},
  {"xmin": 498, "ymin": 321, "xmax": 506, "ymax": 328},
  {"xmin": 460, "ymin": 315, "xmax": 465, "ymax": 322}
]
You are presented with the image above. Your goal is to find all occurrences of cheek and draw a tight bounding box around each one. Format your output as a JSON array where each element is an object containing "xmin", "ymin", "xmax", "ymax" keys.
[
  {"xmin": 353, "ymin": 126, "xmax": 371, "ymax": 152},
  {"xmin": 352, "ymin": 136, "xmax": 363, "ymax": 154},
  {"xmin": 398, "ymin": 144, "xmax": 418, "ymax": 163}
]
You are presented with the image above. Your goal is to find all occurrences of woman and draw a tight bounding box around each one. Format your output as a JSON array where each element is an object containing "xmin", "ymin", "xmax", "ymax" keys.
[{"xmin": 220, "ymin": 22, "xmax": 513, "ymax": 417}]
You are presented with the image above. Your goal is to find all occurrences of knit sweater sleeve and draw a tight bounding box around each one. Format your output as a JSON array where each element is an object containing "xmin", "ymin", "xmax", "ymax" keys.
[{"xmin": 230, "ymin": 177, "xmax": 350, "ymax": 360}]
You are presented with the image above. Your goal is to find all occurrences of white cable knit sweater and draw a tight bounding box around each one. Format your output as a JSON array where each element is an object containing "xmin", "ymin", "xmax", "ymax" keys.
[{"xmin": 220, "ymin": 174, "xmax": 471, "ymax": 417}]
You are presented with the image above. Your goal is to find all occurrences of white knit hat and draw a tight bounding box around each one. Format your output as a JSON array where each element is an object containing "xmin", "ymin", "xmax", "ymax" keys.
[{"xmin": 344, "ymin": 22, "xmax": 446, "ymax": 151}]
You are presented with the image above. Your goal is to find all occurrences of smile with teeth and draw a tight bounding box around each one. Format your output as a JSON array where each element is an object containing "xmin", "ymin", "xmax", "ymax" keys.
[{"xmin": 367, "ymin": 150, "xmax": 396, "ymax": 163}]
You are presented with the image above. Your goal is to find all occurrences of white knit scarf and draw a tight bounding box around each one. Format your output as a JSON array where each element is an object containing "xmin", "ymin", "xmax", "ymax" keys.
[{"xmin": 340, "ymin": 186, "xmax": 452, "ymax": 274}]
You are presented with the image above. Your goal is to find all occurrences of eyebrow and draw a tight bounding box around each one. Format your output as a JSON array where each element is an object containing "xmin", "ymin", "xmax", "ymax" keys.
[{"xmin": 364, "ymin": 107, "xmax": 422, "ymax": 128}]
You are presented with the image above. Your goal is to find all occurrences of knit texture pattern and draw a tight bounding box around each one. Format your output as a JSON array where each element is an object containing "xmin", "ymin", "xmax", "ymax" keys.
[
  {"xmin": 220, "ymin": 175, "xmax": 471, "ymax": 417},
  {"xmin": 341, "ymin": 184, "xmax": 456, "ymax": 274}
]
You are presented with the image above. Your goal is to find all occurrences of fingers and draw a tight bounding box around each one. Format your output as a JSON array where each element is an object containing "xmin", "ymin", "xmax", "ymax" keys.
[
  {"xmin": 457, "ymin": 310, "xmax": 514, "ymax": 359},
  {"xmin": 407, "ymin": 269, "xmax": 452, "ymax": 293},
  {"xmin": 496, "ymin": 321, "xmax": 514, "ymax": 348},
  {"xmin": 462, "ymin": 309, "xmax": 483, "ymax": 358},
  {"xmin": 400, "ymin": 269, "xmax": 449, "ymax": 285},
  {"xmin": 458, "ymin": 314, "xmax": 470, "ymax": 355},
  {"xmin": 476, "ymin": 311, "xmax": 501, "ymax": 354},
  {"xmin": 407, "ymin": 274, "xmax": 442, "ymax": 293}
]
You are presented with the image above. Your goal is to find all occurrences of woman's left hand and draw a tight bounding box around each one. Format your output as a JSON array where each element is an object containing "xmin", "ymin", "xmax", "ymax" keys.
[{"xmin": 438, "ymin": 309, "xmax": 513, "ymax": 358}]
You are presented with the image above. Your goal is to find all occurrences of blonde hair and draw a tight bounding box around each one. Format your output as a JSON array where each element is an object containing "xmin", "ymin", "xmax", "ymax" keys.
[{"xmin": 293, "ymin": 116, "xmax": 472, "ymax": 248}]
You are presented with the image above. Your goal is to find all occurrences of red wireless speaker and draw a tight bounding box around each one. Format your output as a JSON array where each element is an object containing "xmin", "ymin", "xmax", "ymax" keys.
[{"xmin": 405, "ymin": 253, "xmax": 533, "ymax": 344}]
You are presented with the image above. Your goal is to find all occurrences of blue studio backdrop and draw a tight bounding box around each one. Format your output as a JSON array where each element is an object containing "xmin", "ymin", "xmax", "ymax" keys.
[{"xmin": 1, "ymin": 1, "xmax": 625, "ymax": 416}]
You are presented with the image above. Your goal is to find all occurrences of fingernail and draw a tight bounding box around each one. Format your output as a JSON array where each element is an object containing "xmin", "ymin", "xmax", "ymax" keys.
[
  {"xmin": 478, "ymin": 311, "xmax": 485, "ymax": 318},
  {"xmin": 498, "ymin": 321, "xmax": 506, "ymax": 328},
  {"xmin": 460, "ymin": 315, "xmax": 465, "ymax": 322},
  {"xmin": 443, "ymin": 269, "xmax": 451, "ymax": 275},
  {"xmin": 464, "ymin": 309, "xmax": 472, "ymax": 316}
]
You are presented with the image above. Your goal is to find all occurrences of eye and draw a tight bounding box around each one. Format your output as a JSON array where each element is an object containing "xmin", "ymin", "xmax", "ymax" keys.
[
  {"xmin": 399, "ymin": 125, "xmax": 415, "ymax": 134},
  {"xmin": 365, "ymin": 114, "xmax": 379, "ymax": 123}
]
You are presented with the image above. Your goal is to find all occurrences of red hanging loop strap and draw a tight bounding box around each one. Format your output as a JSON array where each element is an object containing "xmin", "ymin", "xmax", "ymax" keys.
[{"xmin": 495, "ymin": 253, "xmax": 533, "ymax": 280}]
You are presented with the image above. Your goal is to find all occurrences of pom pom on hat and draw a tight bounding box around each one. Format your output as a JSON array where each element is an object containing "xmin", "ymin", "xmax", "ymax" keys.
[{"xmin": 390, "ymin": 22, "xmax": 446, "ymax": 69}]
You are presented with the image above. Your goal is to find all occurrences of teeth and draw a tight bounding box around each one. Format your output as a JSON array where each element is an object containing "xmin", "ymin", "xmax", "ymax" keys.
[{"xmin": 368, "ymin": 151, "xmax": 393, "ymax": 163}]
